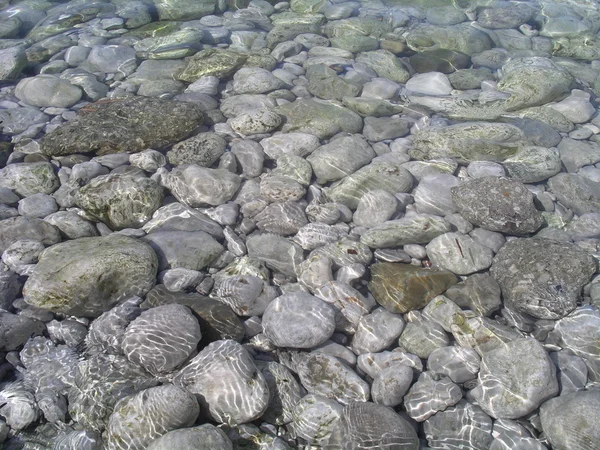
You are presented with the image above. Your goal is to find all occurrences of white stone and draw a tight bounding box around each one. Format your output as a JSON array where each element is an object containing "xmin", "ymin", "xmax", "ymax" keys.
[
  {"xmin": 405, "ymin": 72, "xmax": 453, "ymax": 96},
  {"xmin": 15, "ymin": 75, "xmax": 82, "ymax": 108}
]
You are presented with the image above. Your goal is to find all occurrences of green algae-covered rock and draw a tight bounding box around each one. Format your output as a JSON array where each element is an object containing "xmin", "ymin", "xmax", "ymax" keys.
[
  {"xmin": 406, "ymin": 23, "xmax": 493, "ymax": 56},
  {"xmin": 355, "ymin": 50, "xmax": 410, "ymax": 84},
  {"xmin": 153, "ymin": 0, "xmax": 216, "ymax": 20},
  {"xmin": 0, "ymin": 162, "xmax": 59, "ymax": 197},
  {"xmin": 176, "ymin": 48, "xmax": 247, "ymax": 82},
  {"xmin": 76, "ymin": 174, "xmax": 164, "ymax": 230},
  {"xmin": 276, "ymin": 98, "xmax": 363, "ymax": 140},
  {"xmin": 134, "ymin": 28, "xmax": 205, "ymax": 60},
  {"xmin": 306, "ymin": 64, "xmax": 362, "ymax": 101},
  {"xmin": 369, "ymin": 263, "xmax": 458, "ymax": 314},
  {"xmin": 23, "ymin": 235, "xmax": 158, "ymax": 317},
  {"xmin": 410, "ymin": 122, "xmax": 527, "ymax": 164},
  {"xmin": 40, "ymin": 97, "xmax": 204, "ymax": 156}
]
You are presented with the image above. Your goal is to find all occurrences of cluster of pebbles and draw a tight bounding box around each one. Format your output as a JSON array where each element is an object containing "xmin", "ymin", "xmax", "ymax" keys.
[{"xmin": 1, "ymin": 0, "xmax": 600, "ymax": 448}]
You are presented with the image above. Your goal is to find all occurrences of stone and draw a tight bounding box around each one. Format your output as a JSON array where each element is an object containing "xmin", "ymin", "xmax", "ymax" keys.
[
  {"xmin": 566, "ymin": 213, "xmax": 600, "ymax": 241},
  {"xmin": 0, "ymin": 162, "xmax": 59, "ymax": 197},
  {"xmin": 404, "ymin": 372, "xmax": 462, "ymax": 422},
  {"xmin": 406, "ymin": 72, "xmax": 453, "ymax": 95},
  {"xmin": 17, "ymin": 193, "xmax": 58, "ymax": 218},
  {"xmin": 362, "ymin": 117, "xmax": 410, "ymax": 142},
  {"xmin": 41, "ymin": 97, "xmax": 204, "ymax": 157},
  {"xmin": 410, "ymin": 123, "xmax": 527, "ymax": 164},
  {"xmin": 0, "ymin": 217, "xmax": 61, "ymax": 254},
  {"xmin": 229, "ymin": 109, "xmax": 283, "ymax": 135},
  {"xmin": 548, "ymin": 173, "xmax": 600, "ymax": 215},
  {"xmin": 306, "ymin": 64, "xmax": 362, "ymax": 101},
  {"xmin": 141, "ymin": 231, "xmax": 223, "ymax": 271},
  {"xmin": 260, "ymin": 133, "xmax": 320, "ymax": 160},
  {"xmin": 0, "ymin": 46, "xmax": 27, "ymax": 81},
  {"xmin": 76, "ymin": 174, "xmax": 164, "ymax": 230},
  {"xmin": 296, "ymin": 353, "xmax": 369, "ymax": 405},
  {"xmin": 361, "ymin": 214, "xmax": 451, "ymax": 248},
  {"xmin": 406, "ymin": 23, "xmax": 493, "ymax": 55},
  {"xmin": 162, "ymin": 165, "xmax": 241, "ymax": 207},
  {"xmin": 327, "ymin": 402, "xmax": 419, "ymax": 449},
  {"xmin": 142, "ymin": 202, "xmax": 224, "ymax": 239},
  {"xmin": 291, "ymin": 394, "xmax": 343, "ymax": 446},
  {"xmin": 550, "ymin": 91, "xmax": 596, "ymax": 124},
  {"xmin": 86, "ymin": 45, "xmax": 136, "ymax": 73},
  {"xmin": 324, "ymin": 163, "xmax": 413, "ymax": 210},
  {"xmin": 355, "ymin": 50, "xmax": 410, "ymax": 84},
  {"xmin": 307, "ymin": 135, "xmax": 375, "ymax": 184},
  {"xmin": 502, "ymin": 145, "xmax": 562, "ymax": 183},
  {"xmin": 176, "ymin": 48, "xmax": 246, "ymax": 82},
  {"xmin": 173, "ymin": 339, "xmax": 269, "ymax": 425},
  {"xmin": 413, "ymin": 174, "xmax": 460, "ymax": 216},
  {"xmin": 444, "ymin": 273, "xmax": 502, "ymax": 317},
  {"xmin": 23, "ymin": 235, "xmax": 157, "ymax": 317},
  {"xmin": 262, "ymin": 293, "xmax": 336, "ymax": 348},
  {"xmin": 371, "ymin": 362, "xmax": 413, "ymax": 407},
  {"xmin": 409, "ymin": 49, "xmax": 471, "ymax": 74},
  {"xmin": 0, "ymin": 312, "xmax": 44, "ymax": 351},
  {"xmin": 353, "ymin": 190, "xmax": 398, "ymax": 229},
  {"xmin": 476, "ymin": 3, "xmax": 535, "ymax": 29},
  {"xmin": 471, "ymin": 338, "xmax": 558, "ymax": 419},
  {"xmin": 167, "ymin": 133, "xmax": 226, "ymax": 167},
  {"xmin": 557, "ymin": 138, "xmax": 600, "ymax": 173},
  {"xmin": 129, "ymin": 150, "xmax": 167, "ymax": 173},
  {"xmin": 428, "ymin": 346, "xmax": 480, "ymax": 384},
  {"xmin": 106, "ymin": 384, "xmax": 199, "ymax": 450},
  {"xmin": 15, "ymin": 75, "xmax": 82, "ymax": 108},
  {"xmin": 448, "ymin": 68, "xmax": 494, "ymax": 90},
  {"xmin": 399, "ymin": 312, "xmax": 449, "ymax": 359},
  {"xmin": 539, "ymin": 389, "xmax": 600, "ymax": 450},
  {"xmin": 369, "ymin": 263, "xmax": 457, "ymax": 314},
  {"xmin": 247, "ymin": 233, "xmax": 304, "ymax": 278},
  {"xmin": 426, "ymin": 232, "xmax": 494, "ymax": 275},
  {"xmin": 154, "ymin": 0, "xmax": 216, "ymax": 20},
  {"xmin": 452, "ymin": 177, "xmax": 542, "ymax": 235},
  {"xmin": 146, "ymin": 425, "xmax": 232, "ymax": 450},
  {"xmin": 490, "ymin": 238, "xmax": 596, "ymax": 320},
  {"xmin": 256, "ymin": 360, "xmax": 305, "ymax": 426},
  {"xmin": 276, "ymin": 98, "xmax": 363, "ymax": 140},
  {"xmin": 351, "ymin": 307, "xmax": 405, "ymax": 354},
  {"xmin": 122, "ymin": 304, "xmax": 201, "ymax": 375},
  {"xmin": 424, "ymin": 401, "xmax": 493, "ymax": 450}
]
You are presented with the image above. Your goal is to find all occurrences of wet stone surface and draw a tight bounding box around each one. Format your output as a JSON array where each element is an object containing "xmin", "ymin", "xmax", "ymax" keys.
[{"xmin": 0, "ymin": 0, "xmax": 599, "ymax": 448}]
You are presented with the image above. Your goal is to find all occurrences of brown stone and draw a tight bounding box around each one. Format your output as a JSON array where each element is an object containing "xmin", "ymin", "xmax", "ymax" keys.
[{"xmin": 369, "ymin": 262, "xmax": 458, "ymax": 313}]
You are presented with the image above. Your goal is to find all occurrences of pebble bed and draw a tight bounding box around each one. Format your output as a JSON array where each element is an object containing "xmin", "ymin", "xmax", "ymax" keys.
[{"xmin": 0, "ymin": 0, "xmax": 600, "ymax": 448}]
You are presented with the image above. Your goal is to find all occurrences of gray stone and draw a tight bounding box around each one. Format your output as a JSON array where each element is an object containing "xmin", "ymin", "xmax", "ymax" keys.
[
  {"xmin": 550, "ymin": 91, "xmax": 596, "ymax": 124},
  {"xmin": 0, "ymin": 46, "xmax": 27, "ymax": 81},
  {"xmin": 414, "ymin": 174, "xmax": 459, "ymax": 216},
  {"xmin": 327, "ymin": 401, "xmax": 418, "ymax": 450},
  {"xmin": 17, "ymin": 193, "xmax": 58, "ymax": 218},
  {"xmin": 296, "ymin": 353, "xmax": 369, "ymax": 405},
  {"xmin": 260, "ymin": 133, "xmax": 320, "ymax": 160},
  {"xmin": 106, "ymin": 384, "xmax": 199, "ymax": 450},
  {"xmin": 402, "ymin": 159, "xmax": 458, "ymax": 182},
  {"xmin": 272, "ymin": 154, "xmax": 313, "ymax": 186},
  {"xmin": 276, "ymin": 98, "xmax": 363, "ymax": 140},
  {"xmin": 0, "ymin": 216, "xmax": 61, "ymax": 254},
  {"xmin": 147, "ymin": 424, "xmax": 232, "ymax": 450},
  {"xmin": 447, "ymin": 68, "xmax": 494, "ymax": 90},
  {"xmin": 471, "ymin": 338, "xmax": 558, "ymax": 419},
  {"xmin": 444, "ymin": 273, "xmax": 502, "ymax": 317},
  {"xmin": 491, "ymin": 238, "xmax": 596, "ymax": 320},
  {"xmin": 428, "ymin": 346, "xmax": 480, "ymax": 384},
  {"xmin": 291, "ymin": 394, "xmax": 343, "ymax": 446},
  {"xmin": 548, "ymin": 173, "xmax": 600, "ymax": 215},
  {"xmin": 0, "ymin": 312, "xmax": 44, "ymax": 351},
  {"xmin": 410, "ymin": 123, "xmax": 527, "ymax": 164},
  {"xmin": 361, "ymin": 214, "xmax": 451, "ymax": 248},
  {"xmin": 398, "ymin": 312, "xmax": 450, "ymax": 359},
  {"xmin": 141, "ymin": 230, "xmax": 223, "ymax": 271},
  {"xmin": 476, "ymin": 3, "xmax": 535, "ymax": 29},
  {"xmin": 424, "ymin": 401, "xmax": 493, "ymax": 450},
  {"xmin": 406, "ymin": 23, "xmax": 493, "ymax": 56},
  {"xmin": 558, "ymin": 138, "xmax": 600, "ymax": 173},
  {"xmin": 0, "ymin": 162, "xmax": 59, "ymax": 197},
  {"xmin": 86, "ymin": 45, "xmax": 136, "ymax": 73},
  {"xmin": 566, "ymin": 213, "xmax": 600, "ymax": 241},
  {"xmin": 409, "ymin": 49, "xmax": 471, "ymax": 74},
  {"xmin": 467, "ymin": 161, "xmax": 505, "ymax": 179},
  {"xmin": 2, "ymin": 239, "xmax": 45, "ymax": 273},
  {"xmin": 452, "ymin": 177, "xmax": 542, "ymax": 235},
  {"xmin": 256, "ymin": 360, "xmax": 305, "ymax": 426},
  {"xmin": 76, "ymin": 174, "xmax": 163, "ymax": 231},
  {"xmin": 15, "ymin": 75, "xmax": 82, "ymax": 108},
  {"xmin": 41, "ymin": 97, "xmax": 204, "ymax": 157},
  {"xmin": 154, "ymin": 0, "xmax": 215, "ymax": 20},
  {"xmin": 371, "ymin": 362, "xmax": 413, "ymax": 407},
  {"xmin": 351, "ymin": 307, "xmax": 405, "ymax": 354},
  {"xmin": 229, "ymin": 109, "xmax": 283, "ymax": 135},
  {"xmin": 426, "ymin": 232, "xmax": 494, "ymax": 276},
  {"xmin": 122, "ymin": 304, "xmax": 201, "ymax": 375},
  {"xmin": 142, "ymin": 202, "xmax": 224, "ymax": 239},
  {"xmin": 362, "ymin": 116, "xmax": 410, "ymax": 142},
  {"xmin": 306, "ymin": 64, "xmax": 361, "ymax": 101},
  {"xmin": 353, "ymin": 190, "xmax": 398, "ymax": 229},
  {"xmin": 324, "ymin": 163, "xmax": 413, "ymax": 210},
  {"xmin": 404, "ymin": 372, "xmax": 462, "ymax": 422},
  {"xmin": 129, "ymin": 150, "xmax": 167, "ymax": 173},
  {"xmin": 540, "ymin": 390, "xmax": 600, "ymax": 450},
  {"xmin": 221, "ymin": 94, "xmax": 277, "ymax": 119},
  {"xmin": 355, "ymin": 50, "xmax": 410, "ymax": 84},
  {"xmin": 247, "ymin": 233, "xmax": 304, "ymax": 278},
  {"xmin": 490, "ymin": 419, "xmax": 547, "ymax": 450},
  {"xmin": 23, "ymin": 235, "xmax": 157, "ymax": 317},
  {"xmin": 173, "ymin": 339, "xmax": 269, "ymax": 425},
  {"xmin": 231, "ymin": 140, "xmax": 265, "ymax": 177},
  {"xmin": 167, "ymin": 133, "xmax": 226, "ymax": 167},
  {"xmin": 0, "ymin": 107, "xmax": 49, "ymax": 136},
  {"xmin": 406, "ymin": 72, "xmax": 452, "ymax": 96},
  {"xmin": 163, "ymin": 165, "xmax": 241, "ymax": 207},
  {"xmin": 262, "ymin": 292, "xmax": 336, "ymax": 348},
  {"xmin": 307, "ymin": 135, "xmax": 375, "ymax": 184}
]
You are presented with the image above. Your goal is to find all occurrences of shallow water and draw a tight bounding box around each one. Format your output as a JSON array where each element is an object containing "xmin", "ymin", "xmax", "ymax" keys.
[{"xmin": 0, "ymin": 0, "xmax": 600, "ymax": 449}]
